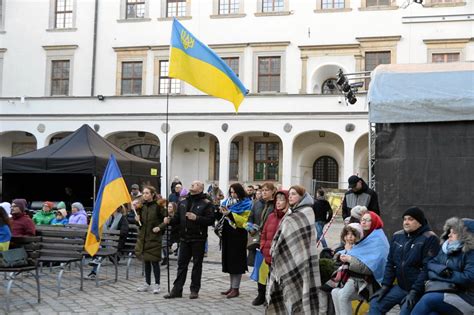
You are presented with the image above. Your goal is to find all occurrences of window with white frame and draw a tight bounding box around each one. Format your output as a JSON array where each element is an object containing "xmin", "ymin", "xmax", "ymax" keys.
[
  {"xmin": 262, "ymin": 0, "xmax": 284, "ymax": 12},
  {"xmin": 214, "ymin": 141, "xmax": 239, "ymax": 180},
  {"xmin": 219, "ymin": 0, "xmax": 240, "ymax": 14},
  {"xmin": 258, "ymin": 56, "xmax": 281, "ymax": 92},
  {"xmin": 44, "ymin": 45, "xmax": 76, "ymax": 96},
  {"xmin": 167, "ymin": 0, "xmax": 187, "ymax": 17},
  {"xmin": 54, "ymin": 0, "xmax": 74, "ymax": 28},
  {"xmin": 159, "ymin": 60, "xmax": 181, "ymax": 94},
  {"xmin": 432, "ymin": 52, "xmax": 460, "ymax": 63},
  {"xmin": 51, "ymin": 60, "xmax": 70, "ymax": 96},
  {"xmin": 121, "ymin": 61, "xmax": 143, "ymax": 95},
  {"xmin": 322, "ymin": 0, "xmax": 345, "ymax": 9},
  {"xmin": 126, "ymin": 0, "xmax": 146, "ymax": 18},
  {"xmin": 222, "ymin": 57, "xmax": 240, "ymax": 77}
]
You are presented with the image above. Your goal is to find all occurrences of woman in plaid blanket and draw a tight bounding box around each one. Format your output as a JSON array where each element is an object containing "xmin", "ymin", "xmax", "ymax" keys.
[{"xmin": 266, "ymin": 185, "xmax": 320, "ymax": 314}]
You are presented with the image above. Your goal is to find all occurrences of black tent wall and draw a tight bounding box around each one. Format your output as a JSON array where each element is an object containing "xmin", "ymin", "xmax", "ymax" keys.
[
  {"xmin": 1, "ymin": 125, "xmax": 160, "ymax": 207},
  {"xmin": 375, "ymin": 121, "xmax": 474, "ymax": 236}
]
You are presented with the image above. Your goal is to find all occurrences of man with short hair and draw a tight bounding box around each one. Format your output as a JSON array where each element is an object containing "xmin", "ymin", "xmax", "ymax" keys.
[
  {"xmin": 163, "ymin": 180, "xmax": 214, "ymax": 300},
  {"xmin": 130, "ymin": 184, "xmax": 142, "ymax": 198},
  {"xmin": 342, "ymin": 175, "xmax": 380, "ymax": 219},
  {"xmin": 368, "ymin": 207, "xmax": 440, "ymax": 315},
  {"xmin": 246, "ymin": 185, "xmax": 255, "ymax": 200}
]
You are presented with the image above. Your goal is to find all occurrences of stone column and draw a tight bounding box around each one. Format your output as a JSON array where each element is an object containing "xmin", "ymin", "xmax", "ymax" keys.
[
  {"xmin": 218, "ymin": 137, "xmax": 230, "ymax": 196},
  {"xmin": 299, "ymin": 56, "xmax": 309, "ymax": 94},
  {"xmin": 343, "ymin": 138, "xmax": 356, "ymax": 189},
  {"xmin": 281, "ymin": 136, "xmax": 293, "ymax": 189}
]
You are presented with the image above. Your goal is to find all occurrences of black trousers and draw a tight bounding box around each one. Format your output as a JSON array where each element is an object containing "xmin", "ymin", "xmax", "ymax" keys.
[
  {"xmin": 173, "ymin": 240, "xmax": 205, "ymax": 293},
  {"xmin": 144, "ymin": 261, "xmax": 160, "ymax": 285}
]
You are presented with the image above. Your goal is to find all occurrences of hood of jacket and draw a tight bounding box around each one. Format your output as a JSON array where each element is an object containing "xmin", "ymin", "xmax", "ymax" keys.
[
  {"xmin": 291, "ymin": 192, "xmax": 314, "ymax": 212},
  {"xmin": 441, "ymin": 217, "xmax": 474, "ymax": 253}
]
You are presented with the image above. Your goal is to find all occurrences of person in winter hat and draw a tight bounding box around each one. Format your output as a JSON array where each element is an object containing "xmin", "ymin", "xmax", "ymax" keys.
[
  {"xmin": 69, "ymin": 202, "xmax": 88, "ymax": 225},
  {"xmin": 0, "ymin": 202, "xmax": 11, "ymax": 217},
  {"xmin": 33, "ymin": 201, "xmax": 55, "ymax": 225},
  {"xmin": 51, "ymin": 209, "xmax": 69, "ymax": 225},
  {"xmin": 368, "ymin": 207, "xmax": 440, "ymax": 315},
  {"xmin": 412, "ymin": 217, "xmax": 474, "ymax": 315},
  {"xmin": 11, "ymin": 198, "xmax": 35, "ymax": 236}
]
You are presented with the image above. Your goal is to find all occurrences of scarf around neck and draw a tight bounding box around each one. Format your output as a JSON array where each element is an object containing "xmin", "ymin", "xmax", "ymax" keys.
[{"xmin": 442, "ymin": 240, "xmax": 463, "ymax": 254}]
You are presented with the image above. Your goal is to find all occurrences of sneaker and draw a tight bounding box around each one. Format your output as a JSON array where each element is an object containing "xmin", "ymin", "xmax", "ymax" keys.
[
  {"xmin": 153, "ymin": 284, "xmax": 161, "ymax": 294},
  {"xmin": 84, "ymin": 272, "xmax": 96, "ymax": 280},
  {"xmin": 137, "ymin": 283, "xmax": 150, "ymax": 292}
]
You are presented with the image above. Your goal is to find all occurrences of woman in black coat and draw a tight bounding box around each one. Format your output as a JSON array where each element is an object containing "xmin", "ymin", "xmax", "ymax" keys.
[{"xmin": 219, "ymin": 183, "xmax": 253, "ymax": 299}]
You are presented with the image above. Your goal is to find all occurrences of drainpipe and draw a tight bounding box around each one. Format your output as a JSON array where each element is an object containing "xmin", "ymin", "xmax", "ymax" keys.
[{"xmin": 90, "ymin": 0, "xmax": 99, "ymax": 96}]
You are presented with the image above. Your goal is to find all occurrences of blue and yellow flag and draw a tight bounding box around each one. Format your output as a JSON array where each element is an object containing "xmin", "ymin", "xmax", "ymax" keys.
[
  {"xmin": 84, "ymin": 155, "xmax": 131, "ymax": 256},
  {"xmin": 169, "ymin": 18, "xmax": 248, "ymax": 112}
]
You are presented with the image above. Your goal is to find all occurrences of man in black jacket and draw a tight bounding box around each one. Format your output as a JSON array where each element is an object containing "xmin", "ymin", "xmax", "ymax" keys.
[
  {"xmin": 368, "ymin": 207, "xmax": 440, "ymax": 315},
  {"xmin": 163, "ymin": 180, "xmax": 214, "ymax": 300},
  {"xmin": 342, "ymin": 175, "xmax": 380, "ymax": 219}
]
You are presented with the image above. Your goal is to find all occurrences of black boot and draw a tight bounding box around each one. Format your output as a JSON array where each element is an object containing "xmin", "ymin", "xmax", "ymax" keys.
[
  {"xmin": 252, "ymin": 283, "xmax": 266, "ymax": 306},
  {"xmin": 161, "ymin": 257, "xmax": 169, "ymax": 266}
]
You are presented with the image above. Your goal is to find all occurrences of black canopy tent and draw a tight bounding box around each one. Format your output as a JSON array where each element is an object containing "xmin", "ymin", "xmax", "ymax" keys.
[
  {"xmin": 2, "ymin": 124, "xmax": 160, "ymax": 207},
  {"xmin": 368, "ymin": 63, "xmax": 474, "ymax": 236}
]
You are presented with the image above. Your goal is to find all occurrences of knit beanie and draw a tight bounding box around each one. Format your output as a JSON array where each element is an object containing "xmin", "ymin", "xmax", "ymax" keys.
[
  {"xmin": 71, "ymin": 202, "xmax": 84, "ymax": 212},
  {"xmin": 350, "ymin": 205, "xmax": 368, "ymax": 221},
  {"xmin": 56, "ymin": 201, "xmax": 66, "ymax": 210},
  {"xmin": 43, "ymin": 201, "xmax": 54, "ymax": 209},
  {"xmin": 12, "ymin": 198, "xmax": 28, "ymax": 212},
  {"xmin": 403, "ymin": 206, "xmax": 427, "ymax": 225}
]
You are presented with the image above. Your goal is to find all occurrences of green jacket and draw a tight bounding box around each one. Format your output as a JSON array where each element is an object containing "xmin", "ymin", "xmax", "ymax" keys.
[
  {"xmin": 135, "ymin": 201, "xmax": 167, "ymax": 262},
  {"xmin": 33, "ymin": 210, "xmax": 55, "ymax": 225}
]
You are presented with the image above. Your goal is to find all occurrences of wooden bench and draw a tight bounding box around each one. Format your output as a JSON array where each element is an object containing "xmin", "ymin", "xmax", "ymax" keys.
[
  {"xmin": 0, "ymin": 236, "xmax": 41, "ymax": 312},
  {"xmin": 65, "ymin": 224, "xmax": 121, "ymax": 285},
  {"xmin": 120, "ymin": 224, "xmax": 139, "ymax": 280},
  {"xmin": 35, "ymin": 225, "xmax": 86, "ymax": 297}
]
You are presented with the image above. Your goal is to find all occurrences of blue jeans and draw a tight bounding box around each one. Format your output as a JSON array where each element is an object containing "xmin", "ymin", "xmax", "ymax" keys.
[
  {"xmin": 411, "ymin": 292, "xmax": 465, "ymax": 315},
  {"xmin": 315, "ymin": 221, "xmax": 328, "ymax": 248},
  {"xmin": 368, "ymin": 285, "xmax": 411, "ymax": 315}
]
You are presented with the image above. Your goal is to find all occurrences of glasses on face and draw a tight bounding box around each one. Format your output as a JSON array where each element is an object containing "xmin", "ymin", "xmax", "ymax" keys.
[{"xmin": 361, "ymin": 218, "xmax": 372, "ymax": 223}]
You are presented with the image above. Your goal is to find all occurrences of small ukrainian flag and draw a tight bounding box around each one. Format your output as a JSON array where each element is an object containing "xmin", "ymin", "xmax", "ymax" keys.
[{"xmin": 169, "ymin": 18, "xmax": 248, "ymax": 112}]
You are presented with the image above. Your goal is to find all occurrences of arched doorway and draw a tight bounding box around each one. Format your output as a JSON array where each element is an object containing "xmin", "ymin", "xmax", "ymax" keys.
[{"xmin": 313, "ymin": 156, "xmax": 339, "ymax": 189}]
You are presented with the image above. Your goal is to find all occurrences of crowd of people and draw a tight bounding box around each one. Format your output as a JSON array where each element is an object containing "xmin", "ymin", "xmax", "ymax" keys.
[{"xmin": 0, "ymin": 175, "xmax": 472, "ymax": 315}]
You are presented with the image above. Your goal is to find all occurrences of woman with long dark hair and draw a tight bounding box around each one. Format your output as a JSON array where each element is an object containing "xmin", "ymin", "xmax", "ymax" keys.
[
  {"xmin": 0, "ymin": 206, "xmax": 12, "ymax": 251},
  {"xmin": 135, "ymin": 186, "xmax": 167, "ymax": 294},
  {"xmin": 220, "ymin": 183, "xmax": 253, "ymax": 299}
]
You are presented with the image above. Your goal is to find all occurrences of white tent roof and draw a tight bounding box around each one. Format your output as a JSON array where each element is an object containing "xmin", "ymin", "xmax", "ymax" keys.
[{"xmin": 368, "ymin": 63, "xmax": 474, "ymax": 123}]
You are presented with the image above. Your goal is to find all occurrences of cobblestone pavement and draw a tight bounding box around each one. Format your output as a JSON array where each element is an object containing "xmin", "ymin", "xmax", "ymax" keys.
[{"xmin": 1, "ymin": 219, "xmax": 398, "ymax": 314}]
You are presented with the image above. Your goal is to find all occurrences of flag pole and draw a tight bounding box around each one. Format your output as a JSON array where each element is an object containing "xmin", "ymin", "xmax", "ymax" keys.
[{"xmin": 165, "ymin": 88, "xmax": 170, "ymax": 293}]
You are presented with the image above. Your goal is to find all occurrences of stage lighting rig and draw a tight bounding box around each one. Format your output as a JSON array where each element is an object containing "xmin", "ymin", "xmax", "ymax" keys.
[{"xmin": 335, "ymin": 69, "xmax": 371, "ymax": 105}]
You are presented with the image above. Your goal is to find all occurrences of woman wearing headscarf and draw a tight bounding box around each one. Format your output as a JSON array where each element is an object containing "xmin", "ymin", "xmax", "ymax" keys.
[
  {"xmin": 411, "ymin": 217, "xmax": 474, "ymax": 315},
  {"xmin": 266, "ymin": 185, "xmax": 320, "ymax": 314},
  {"xmin": 219, "ymin": 183, "xmax": 252, "ymax": 299},
  {"xmin": 69, "ymin": 202, "xmax": 88, "ymax": 225},
  {"xmin": 331, "ymin": 211, "xmax": 389, "ymax": 315},
  {"xmin": 11, "ymin": 199, "xmax": 35, "ymax": 237}
]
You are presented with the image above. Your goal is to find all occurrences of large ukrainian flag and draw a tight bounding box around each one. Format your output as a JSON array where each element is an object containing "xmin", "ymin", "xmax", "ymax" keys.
[
  {"xmin": 84, "ymin": 155, "xmax": 131, "ymax": 256},
  {"xmin": 169, "ymin": 18, "xmax": 248, "ymax": 112}
]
